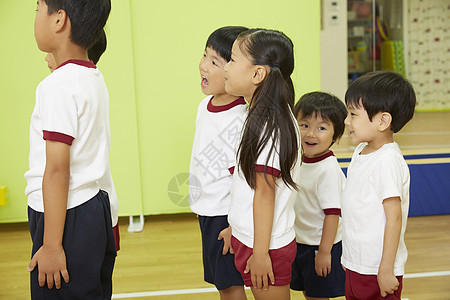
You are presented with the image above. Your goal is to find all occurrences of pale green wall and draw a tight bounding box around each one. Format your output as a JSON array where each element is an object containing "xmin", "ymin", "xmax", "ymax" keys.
[{"xmin": 0, "ymin": 0, "xmax": 320, "ymax": 222}]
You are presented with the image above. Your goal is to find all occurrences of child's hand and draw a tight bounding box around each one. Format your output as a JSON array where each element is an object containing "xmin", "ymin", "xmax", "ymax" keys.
[
  {"xmin": 315, "ymin": 250, "xmax": 331, "ymax": 277},
  {"xmin": 28, "ymin": 244, "xmax": 70, "ymax": 289},
  {"xmin": 244, "ymin": 253, "xmax": 274, "ymax": 290},
  {"xmin": 377, "ymin": 270, "xmax": 399, "ymax": 297},
  {"xmin": 218, "ymin": 226, "xmax": 233, "ymax": 255}
]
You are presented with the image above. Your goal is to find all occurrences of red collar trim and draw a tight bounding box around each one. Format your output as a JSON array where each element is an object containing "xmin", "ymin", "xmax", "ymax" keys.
[
  {"xmin": 302, "ymin": 150, "xmax": 334, "ymax": 163},
  {"xmin": 55, "ymin": 59, "xmax": 97, "ymax": 70},
  {"xmin": 207, "ymin": 97, "xmax": 246, "ymax": 113}
]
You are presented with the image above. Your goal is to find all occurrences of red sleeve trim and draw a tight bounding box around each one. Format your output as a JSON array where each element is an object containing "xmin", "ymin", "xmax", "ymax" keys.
[
  {"xmin": 43, "ymin": 130, "xmax": 74, "ymax": 146},
  {"xmin": 254, "ymin": 165, "xmax": 281, "ymax": 177},
  {"xmin": 324, "ymin": 208, "xmax": 341, "ymax": 215},
  {"xmin": 228, "ymin": 166, "xmax": 235, "ymax": 175}
]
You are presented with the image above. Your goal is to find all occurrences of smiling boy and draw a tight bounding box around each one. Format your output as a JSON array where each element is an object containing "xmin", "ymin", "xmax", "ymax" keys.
[{"xmin": 341, "ymin": 71, "xmax": 416, "ymax": 300}]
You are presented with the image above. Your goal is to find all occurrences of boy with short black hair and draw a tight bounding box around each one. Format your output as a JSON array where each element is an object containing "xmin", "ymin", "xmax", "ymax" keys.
[
  {"xmin": 26, "ymin": 0, "xmax": 117, "ymax": 298},
  {"xmin": 189, "ymin": 26, "xmax": 248, "ymax": 300},
  {"xmin": 290, "ymin": 92, "xmax": 347, "ymax": 300},
  {"xmin": 341, "ymin": 71, "xmax": 416, "ymax": 299}
]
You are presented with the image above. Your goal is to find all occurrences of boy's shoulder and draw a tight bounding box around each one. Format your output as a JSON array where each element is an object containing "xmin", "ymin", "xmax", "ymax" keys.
[
  {"xmin": 320, "ymin": 154, "xmax": 343, "ymax": 172},
  {"xmin": 315, "ymin": 155, "xmax": 345, "ymax": 181},
  {"xmin": 374, "ymin": 143, "xmax": 405, "ymax": 163},
  {"xmin": 38, "ymin": 62, "xmax": 106, "ymax": 108},
  {"xmin": 42, "ymin": 61, "xmax": 101, "ymax": 86},
  {"xmin": 350, "ymin": 143, "xmax": 407, "ymax": 177},
  {"xmin": 360, "ymin": 143, "xmax": 408, "ymax": 178},
  {"xmin": 39, "ymin": 68, "xmax": 74, "ymax": 93}
]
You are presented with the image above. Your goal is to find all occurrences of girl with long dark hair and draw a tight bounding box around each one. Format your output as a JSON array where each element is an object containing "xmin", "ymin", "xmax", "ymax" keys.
[{"xmin": 224, "ymin": 28, "xmax": 300, "ymax": 300}]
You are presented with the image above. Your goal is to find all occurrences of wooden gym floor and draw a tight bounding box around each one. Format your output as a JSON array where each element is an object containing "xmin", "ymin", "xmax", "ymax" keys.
[
  {"xmin": 1, "ymin": 214, "xmax": 450, "ymax": 299},
  {"xmin": 0, "ymin": 112, "xmax": 449, "ymax": 300}
]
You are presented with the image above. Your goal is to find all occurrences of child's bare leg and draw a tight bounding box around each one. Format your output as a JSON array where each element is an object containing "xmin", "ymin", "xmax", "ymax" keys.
[
  {"xmin": 251, "ymin": 285, "xmax": 290, "ymax": 300},
  {"xmin": 219, "ymin": 285, "xmax": 247, "ymax": 300}
]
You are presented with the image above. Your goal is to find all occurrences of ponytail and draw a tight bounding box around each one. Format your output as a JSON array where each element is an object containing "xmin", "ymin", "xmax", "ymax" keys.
[{"xmin": 237, "ymin": 29, "xmax": 298, "ymax": 190}]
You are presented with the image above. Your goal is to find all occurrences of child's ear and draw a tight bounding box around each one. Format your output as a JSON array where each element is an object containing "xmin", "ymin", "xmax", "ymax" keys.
[
  {"xmin": 251, "ymin": 66, "xmax": 268, "ymax": 85},
  {"xmin": 378, "ymin": 112, "xmax": 392, "ymax": 131},
  {"xmin": 53, "ymin": 9, "xmax": 68, "ymax": 33}
]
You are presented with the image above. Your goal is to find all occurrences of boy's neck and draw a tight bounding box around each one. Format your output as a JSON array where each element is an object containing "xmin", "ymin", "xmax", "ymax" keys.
[
  {"xmin": 52, "ymin": 43, "xmax": 89, "ymax": 67},
  {"xmin": 361, "ymin": 132, "xmax": 394, "ymax": 154},
  {"xmin": 211, "ymin": 93, "xmax": 240, "ymax": 106}
]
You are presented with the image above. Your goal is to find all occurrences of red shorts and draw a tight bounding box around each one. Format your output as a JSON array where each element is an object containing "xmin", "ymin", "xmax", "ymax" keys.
[
  {"xmin": 231, "ymin": 236, "xmax": 296, "ymax": 287},
  {"xmin": 113, "ymin": 224, "xmax": 120, "ymax": 251},
  {"xmin": 345, "ymin": 268, "xmax": 403, "ymax": 300}
]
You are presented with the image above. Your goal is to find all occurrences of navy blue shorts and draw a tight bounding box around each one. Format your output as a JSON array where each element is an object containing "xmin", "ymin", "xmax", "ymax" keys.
[
  {"xmin": 28, "ymin": 190, "xmax": 116, "ymax": 299},
  {"xmin": 198, "ymin": 215, "xmax": 244, "ymax": 290},
  {"xmin": 291, "ymin": 241, "xmax": 345, "ymax": 298}
]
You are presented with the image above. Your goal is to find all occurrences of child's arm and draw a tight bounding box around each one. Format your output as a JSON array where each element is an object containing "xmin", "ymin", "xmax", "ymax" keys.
[
  {"xmin": 28, "ymin": 140, "xmax": 70, "ymax": 289},
  {"xmin": 245, "ymin": 172, "xmax": 276, "ymax": 291},
  {"xmin": 315, "ymin": 213, "xmax": 339, "ymax": 277},
  {"xmin": 218, "ymin": 225, "xmax": 234, "ymax": 255},
  {"xmin": 377, "ymin": 196, "xmax": 402, "ymax": 297}
]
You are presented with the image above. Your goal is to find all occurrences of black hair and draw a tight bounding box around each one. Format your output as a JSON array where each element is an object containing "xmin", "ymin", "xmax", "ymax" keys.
[
  {"xmin": 345, "ymin": 71, "xmax": 416, "ymax": 133},
  {"xmin": 88, "ymin": 29, "xmax": 107, "ymax": 64},
  {"xmin": 237, "ymin": 28, "xmax": 298, "ymax": 190},
  {"xmin": 44, "ymin": 0, "xmax": 111, "ymax": 49},
  {"xmin": 205, "ymin": 26, "xmax": 249, "ymax": 62},
  {"xmin": 294, "ymin": 92, "xmax": 347, "ymax": 143}
]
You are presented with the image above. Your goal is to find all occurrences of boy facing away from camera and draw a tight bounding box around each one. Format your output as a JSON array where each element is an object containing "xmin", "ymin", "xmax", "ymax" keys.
[
  {"xmin": 189, "ymin": 26, "xmax": 248, "ymax": 300},
  {"xmin": 25, "ymin": 0, "xmax": 117, "ymax": 299},
  {"xmin": 341, "ymin": 71, "xmax": 416, "ymax": 300},
  {"xmin": 290, "ymin": 92, "xmax": 347, "ymax": 300}
]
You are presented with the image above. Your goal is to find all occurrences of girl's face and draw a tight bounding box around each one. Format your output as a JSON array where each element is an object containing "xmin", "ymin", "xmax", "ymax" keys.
[
  {"xmin": 298, "ymin": 113, "xmax": 335, "ymax": 158},
  {"xmin": 224, "ymin": 39, "xmax": 258, "ymax": 101},
  {"xmin": 198, "ymin": 47, "xmax": 228, "ymax": 97}
]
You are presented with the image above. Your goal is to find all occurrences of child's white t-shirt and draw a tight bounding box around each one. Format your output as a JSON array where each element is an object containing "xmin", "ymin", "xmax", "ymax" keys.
[
  {"xmin": 189, "ymin": 95, "xmax": 247, "ymax": 216},
  {"xmin": 293, "ymin": 151, "xmax": 344, "ymax": 246},
  {"xmin": 24, "ymin": 60, "xmax": 119, "ymax": 226},
  {"xmin": 341, "ymin": 142, "xmax": 409, "ymax": 276},
  {"xmin": 228, "ymin": 116, "xmax": 301, "ymax": 250}
]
